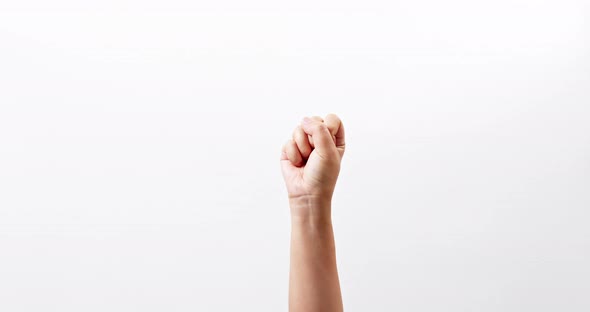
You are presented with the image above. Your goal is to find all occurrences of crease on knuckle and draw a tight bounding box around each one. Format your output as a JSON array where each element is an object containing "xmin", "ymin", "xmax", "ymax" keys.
[{"xmin": 314, "ymin": 123, "xmax": 328, "ymax": 133}]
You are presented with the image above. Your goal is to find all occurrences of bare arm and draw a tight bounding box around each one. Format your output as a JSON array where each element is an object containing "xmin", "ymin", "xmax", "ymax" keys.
[
  {"xmin": 289, "ymin": 197, "xmax": 342, "ymax": 312},
  {"xmin": 280, "ymin": 114, "xmax": 345, "ymax": 312}
]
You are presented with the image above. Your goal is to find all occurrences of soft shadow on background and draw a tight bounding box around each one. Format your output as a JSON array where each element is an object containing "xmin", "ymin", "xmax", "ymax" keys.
[{"xmin": 1, "ymin": 0, "xmax": 589, "ymax": 311}]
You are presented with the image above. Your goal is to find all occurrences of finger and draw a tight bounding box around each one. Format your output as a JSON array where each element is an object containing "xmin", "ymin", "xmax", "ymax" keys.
[
  {"xmin": 324, "ymin": 113, "xmax": 340, "ymax": 141},
  {"xmin": 280, "ymin": 142, "xmax": 297, "ymax": 181},
  {"xmin": 281, "ymin": 142, "xmax": 289, "ymax": 161},
  {"xmin": 324, "ymin": 113, "xmax": 345, "ymax": 156},
  {"xmin": 285, "ymin": 139, "xmax": 304, "ymax": 167},
  {"xmin": 306, "ymin": 116, "xmax": 324, "ymax": 148},
  {"xmin": 300, "ymin": 117, "xmax": 338, "ymax": 159},
  {"xmin": 292, "ymin": 125, "xmax": 312, "ymax": 160}
]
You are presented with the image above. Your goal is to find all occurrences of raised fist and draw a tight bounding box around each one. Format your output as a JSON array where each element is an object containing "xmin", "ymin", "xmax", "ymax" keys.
[{"xmin": 280, "ymin": 114, "xmax": 346, "ymax": 213}]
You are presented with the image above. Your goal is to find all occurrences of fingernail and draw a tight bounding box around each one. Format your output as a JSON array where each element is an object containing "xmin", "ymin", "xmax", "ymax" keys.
[{"xmin": 302, "ymin": 117, "xmax": 311, "ymax": 124}]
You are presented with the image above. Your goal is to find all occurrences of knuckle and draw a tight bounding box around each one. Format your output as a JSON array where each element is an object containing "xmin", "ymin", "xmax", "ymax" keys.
[
  {"xmin": 315, "ymin": 123, "xmax": 328, "ymax": 132},
  {"xmin": 326, "ymin": 113, "xmax": 338, "ymax": 120},
  {"xmin": 293, "ymin": 126, "xmax": 303, "ymax": 138}
]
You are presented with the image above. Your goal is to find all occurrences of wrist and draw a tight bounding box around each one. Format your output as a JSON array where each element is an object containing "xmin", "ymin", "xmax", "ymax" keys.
[{"xmin": 289, "ymin": 195, "xmax": 332, "ymax": 224}]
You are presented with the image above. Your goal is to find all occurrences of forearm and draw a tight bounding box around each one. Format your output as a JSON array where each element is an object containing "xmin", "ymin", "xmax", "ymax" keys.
[{"xmin": 289, "ymin": 198, "xmax": 343, "ymax": 312}]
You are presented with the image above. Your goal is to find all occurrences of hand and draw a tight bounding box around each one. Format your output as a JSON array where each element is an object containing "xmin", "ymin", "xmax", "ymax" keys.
[{"xmin": 280, "ymin": 114, "xmax": 345, "ymax": 217}]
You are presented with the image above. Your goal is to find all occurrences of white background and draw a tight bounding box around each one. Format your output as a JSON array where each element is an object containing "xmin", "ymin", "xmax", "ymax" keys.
[{"xmin": 1, "ymin": 0, "xmax": 589, "ymax": 311}]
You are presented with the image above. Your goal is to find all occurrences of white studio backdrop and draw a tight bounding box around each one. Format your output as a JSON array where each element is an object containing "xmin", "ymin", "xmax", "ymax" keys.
[{"xmin": 1, "ymin": 0, "xmax": 589, "ymax": 311}]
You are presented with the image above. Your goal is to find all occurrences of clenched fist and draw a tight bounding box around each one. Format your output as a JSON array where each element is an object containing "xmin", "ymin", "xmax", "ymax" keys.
[{"xmin": 280, "ymin": 114, "xmax": 345, "ymax": 218}]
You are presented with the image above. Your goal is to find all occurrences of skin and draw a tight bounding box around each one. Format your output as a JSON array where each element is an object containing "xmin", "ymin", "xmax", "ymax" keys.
[{"xmin": 280, "ymin": 114, "xmax": 346, "ymax": 312}]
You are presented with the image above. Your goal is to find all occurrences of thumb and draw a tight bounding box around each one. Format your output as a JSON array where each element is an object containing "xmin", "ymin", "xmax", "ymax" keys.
[{"xmin": 300, "ymin": 117, "xmax": 338, "ymax": 159}]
